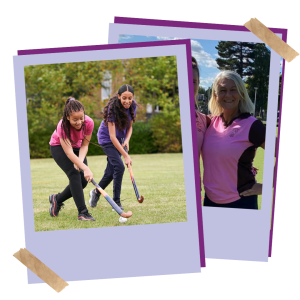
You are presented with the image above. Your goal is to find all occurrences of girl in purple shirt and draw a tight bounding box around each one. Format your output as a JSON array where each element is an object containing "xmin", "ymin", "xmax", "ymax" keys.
[
  {"xmin": 89, "ymin": 85, "xmax": 137, "ymax": 210},
  {"xmin": 49, "ymin": 97, "xmax": 95, "ymax": 221}
]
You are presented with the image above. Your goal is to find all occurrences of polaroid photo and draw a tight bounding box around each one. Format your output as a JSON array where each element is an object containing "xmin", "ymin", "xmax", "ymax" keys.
[
  {"xmin": 108, "ymin": 17, "xmax": 285, "ymax": 261},
  {"xmin": 14, "ymin": 40, "xmax": 205, "ymax": 283}
]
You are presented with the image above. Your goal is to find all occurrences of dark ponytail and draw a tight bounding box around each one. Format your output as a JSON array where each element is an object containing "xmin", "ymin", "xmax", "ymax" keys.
[{"xmin": 60, "ymin": 97, "xmax": 86, "ymax": 145}]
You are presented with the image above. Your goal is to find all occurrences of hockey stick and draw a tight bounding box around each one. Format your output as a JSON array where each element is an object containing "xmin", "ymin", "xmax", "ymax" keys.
[
  {"xmin": 79, "ymin": 169, "xmax": 132, "ymax": 218},
  {"xmin": 122, "ymin": 139, "xmax": 144, "ymax": 203}
]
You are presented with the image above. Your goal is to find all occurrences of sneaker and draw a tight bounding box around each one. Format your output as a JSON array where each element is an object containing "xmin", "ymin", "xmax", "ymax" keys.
[
  {"xmin": 78, "ymin": 208, "xmax": 95, "ymax": 221},
  {"xmin": 49, "ymin": 194, "xmax": 64, "ymax": 217},
  {"xmin": 112, "ymin": 201, "xmax": 124, "ymax": 211},
  {"xmin": 89, "ymin": 189, "xmax": 100, "ymax": 208}
]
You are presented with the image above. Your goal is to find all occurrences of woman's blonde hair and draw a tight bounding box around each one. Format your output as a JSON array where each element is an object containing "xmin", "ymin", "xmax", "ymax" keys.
[{"xmin": 208, "ymin": 70, "xmax": 254, "ymax": 116}]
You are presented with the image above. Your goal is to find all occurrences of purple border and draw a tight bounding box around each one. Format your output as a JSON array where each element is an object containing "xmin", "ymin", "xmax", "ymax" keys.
[
  {"xmin": 185, "ymin": 42, "xmax": 206, "ymax": 267},
  {"xmin": 18, "ymin": 40, "xmax": 190, "ymax": 56},
  {"xmin": 114, "ymin": 16, "xmax": 287, "ymax": 36},
  {"xmin": 113, "ymin": 16, "xmax": 287, "ymax": 258},
  {"xmin": 17, "ymin": 40, "xmax": 206, "ymax": 268},
  {"xmin": 269, "ymin": 57, "xmax": 286, "ymax": 257}
]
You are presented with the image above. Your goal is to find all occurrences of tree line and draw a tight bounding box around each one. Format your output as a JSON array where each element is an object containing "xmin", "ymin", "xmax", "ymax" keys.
[{"xmin": 25, "ymin": 56, "xmax": 182, "ymax": 158}]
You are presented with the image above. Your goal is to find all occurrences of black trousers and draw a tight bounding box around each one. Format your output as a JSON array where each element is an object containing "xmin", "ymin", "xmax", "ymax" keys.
[
  {"xmin": 203, "ymin": 193, "xmax": 258, "ymax": 210},
  {"xmin": 50, "ymin": 145, "xmax": 88, "ymax": 213},
  {"xmin": 97, "ymin": 143, "xmax": 125, "ymax": 204}
]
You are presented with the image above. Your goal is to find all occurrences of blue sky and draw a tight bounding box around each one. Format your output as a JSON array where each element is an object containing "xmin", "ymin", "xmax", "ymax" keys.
[
  {"xmin": 119, "ymin": 34, "xmax": 220, "ymax": 89},
  {"xmin": 118, "ymin": 34, "xmax": 282, "ymax": 89}
]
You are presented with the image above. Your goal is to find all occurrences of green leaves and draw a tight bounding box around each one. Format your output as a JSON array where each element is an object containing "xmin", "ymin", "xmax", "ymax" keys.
[{"xmin": 25, "ymin": 56, "xmax": 180, "ymax": 157}]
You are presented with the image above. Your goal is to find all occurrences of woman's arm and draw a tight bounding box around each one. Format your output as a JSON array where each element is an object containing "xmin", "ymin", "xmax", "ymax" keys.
[
  {"xmin": 122, "ymin": 121, "xmax": 133, "ymax": 151},
  {"xmin": 239, "ymin": 141, "xmax": 265, "ymax": 197},
  {"xmin": 108, "ymin": 122, "xmax": 132, "ymax": 167},
  {"xmin": 60, "ymin": 138, "xmax": 93, "ymax": 182}
]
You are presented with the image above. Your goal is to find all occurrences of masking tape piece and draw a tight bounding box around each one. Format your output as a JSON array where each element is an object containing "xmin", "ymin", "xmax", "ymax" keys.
[
  {"xmin": 13, "ymin": 248, "xmax": 68, "ymax": 293},
  {"xmin": 244, "ymin": 18, "xmax": 299, "ymax": 62}
]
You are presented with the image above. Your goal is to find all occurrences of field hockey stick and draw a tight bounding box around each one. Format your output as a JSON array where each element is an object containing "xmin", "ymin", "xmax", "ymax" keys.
[
  {"xmin": 79, "ymin": 169, "xmax": 132, "ymax": 218},
  {"xmin": 122, "ymin": 139, "xmax": 144, "ymax": 203}
]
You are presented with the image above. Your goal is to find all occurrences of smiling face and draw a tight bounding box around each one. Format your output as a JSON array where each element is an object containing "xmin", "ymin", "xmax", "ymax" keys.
[
  {"xmin": 118, "ymin": 91, "xmax": 133, "ymax": 109},
  {"xmin": 215, "ymin": 78, "xmax": 240, "ymax": 113},
  {"xmin": 67, "ymin": 110, "xmax": 85, "ymax": 131}
]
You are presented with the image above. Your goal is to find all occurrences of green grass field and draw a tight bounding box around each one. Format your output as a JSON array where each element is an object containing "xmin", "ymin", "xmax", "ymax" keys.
[
  {"xmin": 31, "ymin": 148, "xmax": 266, "ymax": 231},
  {"xmin": 31, "ymin": 153, "xmax": 188, "ymax": 231}
]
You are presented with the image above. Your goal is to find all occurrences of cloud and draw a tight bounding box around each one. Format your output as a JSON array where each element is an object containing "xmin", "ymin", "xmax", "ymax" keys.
[
  {"xmin": 119, "ymin": 34, "xmax": 132, "ymax": 40},
  {"xmin": 199, "ymin": 75, "xmax": 218, "ymax": 88},
  {"xmin": 156, "ymin": 36, "xmax": 172, "ymax": 40},
  {"xmin": 191, "ymin": 40, "xmax": 218, "ymax": 68},
  {"xmin": 156, "ymin": 36, "xmax": 185, "ymax": 40}
]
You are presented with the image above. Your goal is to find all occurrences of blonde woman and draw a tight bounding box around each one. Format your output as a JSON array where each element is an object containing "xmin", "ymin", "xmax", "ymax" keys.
[{"xmin": 202, "ymin": 71, "xmax": 265, "ymax": 209}]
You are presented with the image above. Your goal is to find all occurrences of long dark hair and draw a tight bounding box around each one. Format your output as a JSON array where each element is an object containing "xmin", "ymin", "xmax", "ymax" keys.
[
  {"xmin": 59, "ymin": 97, "xmax": 86, "ymax": 145},
  {"xmin": 192, "ymin": 56, "xmax": 200, "ymax": 79},
  {"xmin": 103, "ymin": 84, "xmax": 136, "ymax": 131}
]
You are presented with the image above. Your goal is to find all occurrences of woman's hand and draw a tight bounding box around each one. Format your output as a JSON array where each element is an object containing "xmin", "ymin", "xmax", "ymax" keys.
[
  {"xmin": 240, "ymin": 183, "xmax": 262, "ymax": 197},
  {"xmin": 124, "ymin": 154, "xmax": 132, "ymax": 167},
  {"xmin": 74, "ymin": 163, "xmax": 79, "ymax": 171},
  {"xmin": 83, "ymin": 168, "xmax": 93, "ymax": 183},
  {"xmin": 122, "ymin": 139, "xmax": 130, "ymax": 152}
]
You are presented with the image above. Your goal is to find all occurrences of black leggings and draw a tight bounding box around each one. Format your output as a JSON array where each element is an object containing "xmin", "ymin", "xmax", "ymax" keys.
[
  {"xmin": 203, "ymin": 193, "xmax": 258, "ymax": 210},
  {"xmin": 50, "ymin": 145, "xmax": 88, "ymax": 213},
  {"xmin": 97, "ymin": 142, "xmax": 125, "ymax": 204}
]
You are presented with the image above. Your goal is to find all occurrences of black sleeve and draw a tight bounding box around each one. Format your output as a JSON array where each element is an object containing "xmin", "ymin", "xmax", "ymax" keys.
[{"xmin": 248, "ymin": 120, "xmax": 266, "ymax": 147}]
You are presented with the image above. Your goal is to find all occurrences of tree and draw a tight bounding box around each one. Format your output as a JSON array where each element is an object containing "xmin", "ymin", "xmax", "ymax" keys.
[
  {"xmin": 25, "ymin": 56, "xmax": 182, "ymax": 157},
  {"xmin": 215, "ymin": 42, "xmax": 256, "ymax": 77},
  {"xmin": 245, "ymin": 44, "xmax": 271, "ymax": 114},
  {"xmin": 122, "ymin": 56, "xmax": 178, "ymax": 107}
]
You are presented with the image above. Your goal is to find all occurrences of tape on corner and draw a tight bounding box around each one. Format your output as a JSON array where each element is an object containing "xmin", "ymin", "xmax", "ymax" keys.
[
  {"xmin": 244, "ymin": 18, "xmax": 299, "ymax": 62},
  {"xmin": 13, "ymin": 248, "xmax": 68, "ymax": 293}
]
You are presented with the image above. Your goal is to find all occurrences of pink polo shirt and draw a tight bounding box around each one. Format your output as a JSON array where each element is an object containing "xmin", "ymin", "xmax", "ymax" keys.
[
  {"xmin": 49, "ymin": 115, "xmax": 94, "ymax": 148},
  {"xmin": 202, "ymin": 113, "xmax": 265, "ymax": 204}
]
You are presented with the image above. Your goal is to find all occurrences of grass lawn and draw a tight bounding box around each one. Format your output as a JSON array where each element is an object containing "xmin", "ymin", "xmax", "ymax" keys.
[{"xmin": 31, "ymin": 153, "xmax": 187, "ymax": 231}]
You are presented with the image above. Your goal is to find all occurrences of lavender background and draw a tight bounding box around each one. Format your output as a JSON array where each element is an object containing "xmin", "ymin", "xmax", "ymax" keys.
[
  {"xmin": 109, "ymin": 19, "xmax": 283, "ymax": 261},
  {"xmin": 14, "ymin": 41, "xmax": 203, "ymax": 283}
]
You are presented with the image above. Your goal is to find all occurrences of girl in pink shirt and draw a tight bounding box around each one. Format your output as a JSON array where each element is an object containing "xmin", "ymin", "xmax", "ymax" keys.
[
  {"xmin": 192, "ymin": 57, "xmax": 210, "ymax": 191},
  {"xmin": 49, "ymin": 97, "xmax": 95, "ymax": 221}
]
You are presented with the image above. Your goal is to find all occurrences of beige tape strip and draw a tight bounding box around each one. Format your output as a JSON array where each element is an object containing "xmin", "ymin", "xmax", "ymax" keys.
[
  {"xmin": 13, "ymin": 248, "xmax": 68, "ymax": 293},
  {"xmin": 244, "ymin": 18, "xmax": 299, "ymax": 62}
]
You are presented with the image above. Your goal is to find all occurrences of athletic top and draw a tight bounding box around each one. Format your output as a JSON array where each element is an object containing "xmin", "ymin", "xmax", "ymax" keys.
[
  {"xmin": 97, "ymin": 102, "xmax": 137, "ymax": 145},
  {"xmin": 49, "ymin": 115, "xmax": 94, "ymax": 148},
  {"xmin": 202, "ymin": 113, "xmax": 265, "ymax": 204}
]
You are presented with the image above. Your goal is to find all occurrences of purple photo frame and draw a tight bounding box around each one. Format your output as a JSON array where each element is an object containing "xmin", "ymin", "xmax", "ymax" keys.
[
  {"xmin": 15, "ymin": 40, "xmax": 206, "ymax": 284},
  {"xmin": 110, "ymin": 17, "xmax": 286, "ymax": 260}
]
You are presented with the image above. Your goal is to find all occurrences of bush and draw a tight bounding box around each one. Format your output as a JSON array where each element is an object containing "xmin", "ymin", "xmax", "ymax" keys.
[
  {"xmin": 130, "ymin": 122, "xmax": 158, "ymax": 154},
  {"xmin": 149, "ymin": 108, "xmax": 182, "ymax": 153},
  {"xmin": 28, "ymin": 117, "xmax": 159, "ymax": 159},
  {"xmin": 88, "ymin": 120, "xmax": 158, "ymax": 155}
]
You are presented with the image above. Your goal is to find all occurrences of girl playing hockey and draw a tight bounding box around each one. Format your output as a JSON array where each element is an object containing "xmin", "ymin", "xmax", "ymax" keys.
[
  {"xmin": 49, "ymin": 97, "xmax": 95, "ymax": 221},
  {"xmin": 89, "ymin": 84, "xmax": 137, "ymax": 210}
]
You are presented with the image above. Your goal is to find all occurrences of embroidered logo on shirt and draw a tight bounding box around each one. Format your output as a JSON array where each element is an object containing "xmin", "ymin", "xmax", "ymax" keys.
[{"xmin": 229, "ymin": 128, "xmax": 240, "ymax": 137}]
